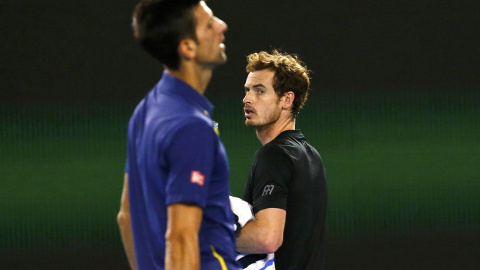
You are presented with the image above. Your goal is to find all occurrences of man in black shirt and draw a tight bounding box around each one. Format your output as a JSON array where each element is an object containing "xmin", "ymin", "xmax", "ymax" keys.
[{"xmin": 236, "ymin": 50, "xmax": 327, "ymax": 270}]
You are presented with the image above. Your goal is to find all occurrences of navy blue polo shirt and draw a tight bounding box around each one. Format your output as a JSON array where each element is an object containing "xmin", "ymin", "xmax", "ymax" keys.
[{"xmin": 125, "ymin": 71, "xmax": 239, "ymax": 270}]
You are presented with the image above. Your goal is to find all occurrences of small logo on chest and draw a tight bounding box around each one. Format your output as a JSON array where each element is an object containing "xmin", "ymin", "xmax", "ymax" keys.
[
  {"xmin": 213, "ymin": 121, "xmax": 220, "ymax": 135},
  {"xmin": 262, "ymin": 185, "xmax": 275, "ymax": 196}
]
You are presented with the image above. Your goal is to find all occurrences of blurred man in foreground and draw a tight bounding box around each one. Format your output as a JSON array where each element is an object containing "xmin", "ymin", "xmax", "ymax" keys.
[{"xmin": 117, "ymin": 1, "xmax": 239, "ymax": 269}]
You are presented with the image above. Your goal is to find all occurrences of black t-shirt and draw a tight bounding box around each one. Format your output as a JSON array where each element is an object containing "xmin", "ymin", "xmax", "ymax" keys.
[{"xmin": 243, "ymin": 130, "xmax": 327, "ymax": 270}]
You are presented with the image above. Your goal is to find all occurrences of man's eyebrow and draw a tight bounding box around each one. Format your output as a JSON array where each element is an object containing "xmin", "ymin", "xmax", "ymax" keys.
[
  {"xmin": 244, "ymin": 83, "xmax": 267, "ymax": 91},
  {"xmin": 250, "ymin": 84, "xmax": 266, "ymax": 89}
]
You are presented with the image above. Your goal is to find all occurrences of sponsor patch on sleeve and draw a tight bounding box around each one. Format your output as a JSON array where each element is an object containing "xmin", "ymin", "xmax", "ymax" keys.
[
  {"xmin": 191, "ymin": 170, "xmax": 205, "ymax": 186},
  {"xmin": 262, "ymin": 184, "xmax": 275, "ymax": 196}
]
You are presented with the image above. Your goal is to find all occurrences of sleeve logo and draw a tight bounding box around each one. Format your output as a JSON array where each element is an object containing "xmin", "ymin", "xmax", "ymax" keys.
[
  {"xmin": 262, "ymin": 185, "xmax": 275, "ymax": 196},
  {"xmin": 190, "ymin": 171, "xmax": 205, "ymax": 186}
]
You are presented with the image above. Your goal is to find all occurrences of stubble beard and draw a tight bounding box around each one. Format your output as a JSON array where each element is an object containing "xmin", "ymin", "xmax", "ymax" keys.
[
  {"xmin": 245, "ymin": 111, "xmax": 280, "ymax": 132},
  {"xmin": 203, "ymin": 51, "xmax": 227, "ymax": 69},
  {"xmin": 215, "ymin": 53, "xmax": 227, "ymax": 68},
  {"xmin": 245, "ymin": 98, "xmax": 283, "ymax": 131}
]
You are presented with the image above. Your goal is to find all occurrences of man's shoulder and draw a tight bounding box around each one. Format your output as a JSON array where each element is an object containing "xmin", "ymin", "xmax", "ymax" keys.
[
  {"xmin": 252, "ymin": 143, "xmax": 292, "ymax": 166},
  {"xmin": 259, "ymin": 131, "xmax": 322, "ymax": 163},
  {"xmin": 153, "ymin": 113, "xmax": 214, "ymax": 142},
  {"xmin": 256, "ymin": 142, "xmax": 285, "ymax": 157},
  {"xmin": 136, "ymin": 89, "xmax": 210, "ymax": 120},
  {"xmin": 129, "ymin": 99, "xmax": 214, "ymax": 146},
  {"xmin": 258, "ymin": 134, "xmax": 299, "ymax": 156}
]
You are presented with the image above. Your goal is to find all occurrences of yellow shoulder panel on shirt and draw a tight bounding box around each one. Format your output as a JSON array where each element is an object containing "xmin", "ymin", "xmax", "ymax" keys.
[{"xmin": 213, "ymin": 122, "xmax": 220, "ymax": 135}]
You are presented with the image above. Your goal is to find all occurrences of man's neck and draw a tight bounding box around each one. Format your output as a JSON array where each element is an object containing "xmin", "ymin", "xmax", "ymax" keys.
[
  {"xmin": 166, "ymin": 63, "xmax": 213, "ymax": 95},
  {"xmin": 256, "ymin": 117, "xmax": 296, "ymax": 145}
]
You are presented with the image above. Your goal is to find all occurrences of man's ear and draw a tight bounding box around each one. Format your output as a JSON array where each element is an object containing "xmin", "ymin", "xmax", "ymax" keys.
[
  {"xmin": 282, "ymin": 91, "xmax": 295, "ymax": 110},
  {"xmin": 178, "ymin": 38, "xmax": 197, "ymax": 59}
]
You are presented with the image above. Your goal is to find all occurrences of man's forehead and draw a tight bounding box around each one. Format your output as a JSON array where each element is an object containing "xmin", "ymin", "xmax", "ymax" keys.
[
  {"xmin": 195, "ymin": 1, "xmax": 212, "ymax": 20},
  {"xmin": 245, "ymin": 70, "xmax": 275, "ymax": 87},
  {"xmin": 201, "ymin": 1, "xmax": 213, "ymax": 14}
]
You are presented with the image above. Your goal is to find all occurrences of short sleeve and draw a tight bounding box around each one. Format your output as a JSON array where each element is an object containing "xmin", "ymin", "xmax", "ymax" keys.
[
  {"xmin": 250, "ymin": 146, "xmax": 292, "ymax": 214},
  {"xmin": 124, "ymin": 153, "xmax": 129, "ymax": 173},
  {"xmin": 164, "ymin": 120, "xmax": 217, "ymax": 208}
]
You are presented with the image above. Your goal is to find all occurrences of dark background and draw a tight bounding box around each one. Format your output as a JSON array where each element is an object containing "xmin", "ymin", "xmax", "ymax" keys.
[{"xmin": 1, "ymin": 0, "xmax": 479, "ymax": 269}]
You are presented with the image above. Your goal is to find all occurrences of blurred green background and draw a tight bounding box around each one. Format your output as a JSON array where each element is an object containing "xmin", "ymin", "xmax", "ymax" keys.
[
  {"xmin": 2, "ymin": 0, "xmax": 480, "ymax": 269},
  {"xmin": 2, "ymin": 90, "xmax": 479, "ymax": 269}
]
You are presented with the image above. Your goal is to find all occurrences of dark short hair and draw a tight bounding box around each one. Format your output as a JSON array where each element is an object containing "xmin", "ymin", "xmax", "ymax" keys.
[
  {"xmin": 132, "ymin": 0, "xmax": 201, "ymax": 70},
  {"xmin": 246, "ymin": 50, "xmax": 311, "ymax": 118}
]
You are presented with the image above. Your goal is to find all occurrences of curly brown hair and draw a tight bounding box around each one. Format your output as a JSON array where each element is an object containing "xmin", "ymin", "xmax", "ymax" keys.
[{"xmin": 246, "ymin": 50, "xmax": 311, "ymax": 118}]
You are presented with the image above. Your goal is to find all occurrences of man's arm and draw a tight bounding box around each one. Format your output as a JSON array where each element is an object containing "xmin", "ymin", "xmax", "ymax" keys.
[
  {"xmin": 236, "ymin": 208, "xmax": 286, "ymax": 254},
  {"xmin": 165, "ymin": 203, "xmax": 203, "ymax": 270},
  {"xmin": 117, "ymin": 173, "xmax": 138, "ymax": 270}
]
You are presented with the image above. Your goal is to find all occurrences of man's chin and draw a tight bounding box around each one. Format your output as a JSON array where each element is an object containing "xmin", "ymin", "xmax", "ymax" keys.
[
  {"xmin": 208, "ymin": 55, "xmax": 227, "ymax": 69},
  {"xmin": 218, "ymin": 53, "xmax": 227, "ymax": 64},
  {"xmin": 245, "ymin": 120, "xmax": 257, "ymax": 128}
]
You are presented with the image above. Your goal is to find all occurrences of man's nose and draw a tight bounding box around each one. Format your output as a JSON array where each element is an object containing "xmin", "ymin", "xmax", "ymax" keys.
[
  {"xmin": 243, "ymin": 91, "xmax": 251, "ymax": 104},
  {"xmin": 216, "ymin": 17, "xmax": 228, "ymax": 33}
]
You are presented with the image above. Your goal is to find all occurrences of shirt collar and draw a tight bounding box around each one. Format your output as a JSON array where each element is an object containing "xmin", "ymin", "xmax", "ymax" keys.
[
  {"xmin": 277, "ymin": 129, "xmax": 305, "ymax": 140},
  {"xmin": 155, "ymin": 70, "xmax": 214, "ymax": 117}
]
